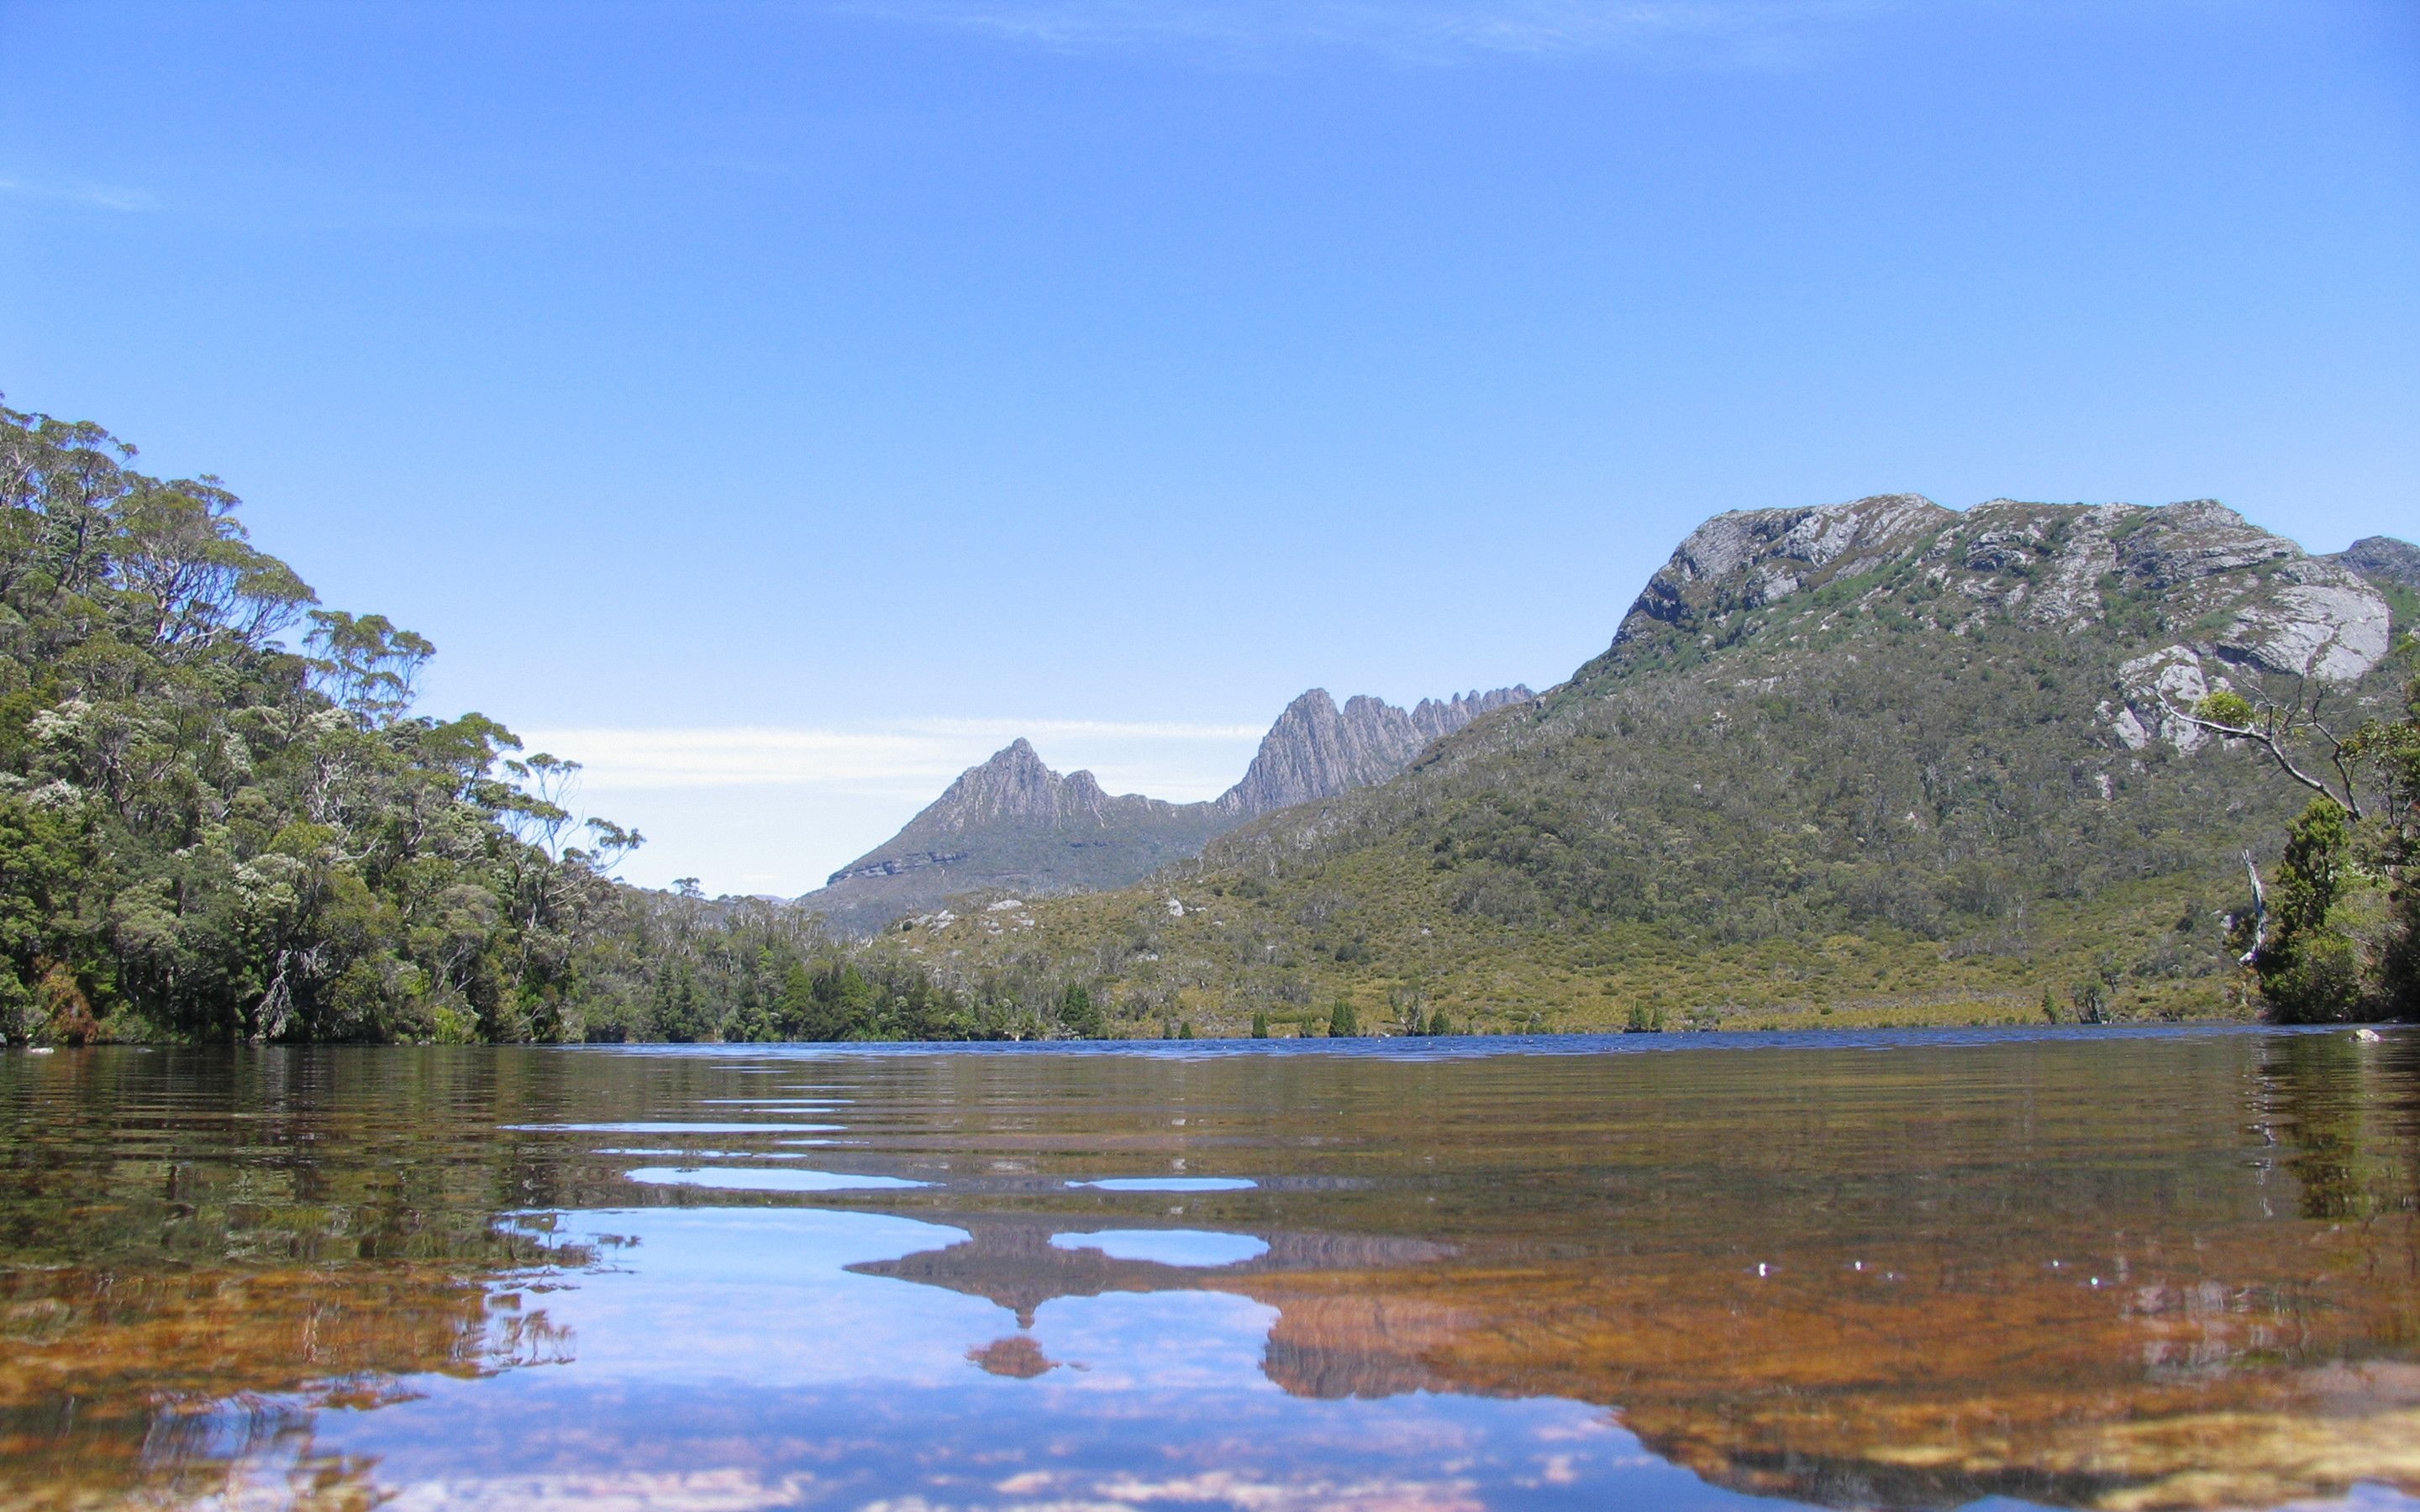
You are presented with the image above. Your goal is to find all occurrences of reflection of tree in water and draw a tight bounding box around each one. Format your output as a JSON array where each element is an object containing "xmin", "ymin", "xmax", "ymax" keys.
[
  {"xmin": 2263, "ymin": 1032, "xmax": 2373, "ymax": 1220},
  {"xmin": 0, "ymin": 1049, "xmax": 595, "ymax": 1508},
  {"xmin": 0, "ymin": 1260, "xmax": 579, "ymax": 1508},
  {"xmin": 966, "ymin": 1334, "xmax": 1059, "ymax": 1378},
  {"xmin": 2259, "ymin": 1030, "xmax": 2420, "ymax": 1224}
]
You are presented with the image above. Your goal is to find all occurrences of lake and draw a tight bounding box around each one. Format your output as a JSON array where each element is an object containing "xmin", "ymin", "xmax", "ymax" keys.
[{"xmin": 2, "ymin": 1026, "xmax": 2415, "ymax": 1510}]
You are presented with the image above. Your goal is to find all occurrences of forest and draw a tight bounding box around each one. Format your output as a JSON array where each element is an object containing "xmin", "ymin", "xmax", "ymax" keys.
[{"xmin": 0, "ymin": 402, "xmax": 1104, "ymax": 1045}]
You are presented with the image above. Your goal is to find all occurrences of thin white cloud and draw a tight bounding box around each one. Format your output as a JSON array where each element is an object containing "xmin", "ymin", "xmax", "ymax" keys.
[
  {"xmin": 519, "ymin": 719, "xmax": 1266, "ymax": 795},
  {"xmin": 0, "ymin": 176, "xmax": 157, "ymax": 213},
  {"xmin": 522, "ymin": 718, "xmax": 1274, "ymax": 892},
  {"xmin": 841, "ymin": 0, "xmax": 1883, "ymax": 68}
]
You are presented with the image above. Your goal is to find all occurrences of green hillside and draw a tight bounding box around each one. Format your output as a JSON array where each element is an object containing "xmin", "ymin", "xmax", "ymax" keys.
[{"xmin": 876, "ymin": 496, "xmax": 2416, "ymax": 1036}]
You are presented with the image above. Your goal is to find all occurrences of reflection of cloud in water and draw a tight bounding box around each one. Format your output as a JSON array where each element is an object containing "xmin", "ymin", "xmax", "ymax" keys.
[
  {"xmin": 1050, "ymin": 1229, "xmax": 1269, "ymax": 1268},
  {"xmin": 623, "ymin": 1167, "xmax": 925, "ymax": 1192},
  {"xmin": 356, "ymin": 1463, "xmax": 1551, "ymax": 1511},
  {"xmin": 598, "ymin": 1147, "xmax": 809, "ymax": 1158},
  {"xmin": 82, "ymin": 1206, "xmax": 1771, "ymax": 1509}
]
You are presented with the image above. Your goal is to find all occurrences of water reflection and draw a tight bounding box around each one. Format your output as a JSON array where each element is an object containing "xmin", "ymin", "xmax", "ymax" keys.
[
  {"xmin": 623, "ymin": 1166, "xmax": 931, "ymax": 1192},
  {"xmin": 1047, "ymin": 1228, "xmax": 1270, "ymax": 1266},
  {"xmin": 0, "ymin": 1028, "xmax": 2413, "ymax": 1509},
  {"xmin": 298, "ymin": 1205, "xmax": 1728, "ymax": 1510}
]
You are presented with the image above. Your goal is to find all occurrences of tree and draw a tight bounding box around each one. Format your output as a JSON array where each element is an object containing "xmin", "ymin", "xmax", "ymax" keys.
[
  {"xmin": 0, "ymin": 400, "xmax": 663, "ymax": 1044},
  {"xmin": 1249, "ymin": 1008, "xmax": 1270, "ymax": 1038},
  {"xmin": 2251, "ymin": 799, "xmax": 2370, "ymax": 1021},
  {"xmin": 2200, "ymin": 637, "xmax": 2420, "ymax": 1023},
  {"xmin": 1327, "ymin": 998, "xmax": 1359, "ymax": 1037},
  {"xmin": 1057, "ymin": 984, "xmax": 1106, "ymax": 1039},
  {"xmin": 306, "ymin": 611, "xmax": 432, "ymax": 727}
]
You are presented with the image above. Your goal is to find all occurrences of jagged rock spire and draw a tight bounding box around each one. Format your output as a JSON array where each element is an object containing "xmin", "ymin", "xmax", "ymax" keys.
[{"xmin": 1215, "ymin": 685, "xmax": 1534, "ymax": 816}]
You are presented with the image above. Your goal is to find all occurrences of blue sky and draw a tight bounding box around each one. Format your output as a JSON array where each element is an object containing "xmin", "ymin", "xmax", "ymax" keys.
[{"xmin": 3, "ymin": 0, "xmax": 2416, "ymax": 894}]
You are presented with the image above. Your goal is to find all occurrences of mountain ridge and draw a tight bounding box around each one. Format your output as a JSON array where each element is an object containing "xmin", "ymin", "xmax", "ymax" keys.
[
  {"xmin": 875, "ymin": 498, "xmax": 2414, "ymax": 1034},
  {"xmin": 798, "ymin": 684, "xmax": 1535, "ymax": 936},
  {"xmin": 1213, "ymin": 686, "xmax": 1534, "ymax": 817}
]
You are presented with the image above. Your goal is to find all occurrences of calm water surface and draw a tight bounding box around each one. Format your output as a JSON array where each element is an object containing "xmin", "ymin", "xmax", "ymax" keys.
[{"xmin": 2, "ymin": 1027, "xmax": 2416, "ymax": 1511}]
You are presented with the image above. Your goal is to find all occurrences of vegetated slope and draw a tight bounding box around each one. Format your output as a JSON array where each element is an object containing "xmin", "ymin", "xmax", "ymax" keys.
[
  {"xmin": 798, "ymin": 686, "xmax": 1532, "ymax": 937},
  {"xmin": 876, "ymin": 498, "xmax": 2413, "ymax": 1036}
]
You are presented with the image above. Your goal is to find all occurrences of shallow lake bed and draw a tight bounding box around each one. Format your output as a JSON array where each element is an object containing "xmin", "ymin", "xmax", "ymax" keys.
[{"xmin": 2, "ymin": 1026, "xmax": 2415, "ymax": 1510}]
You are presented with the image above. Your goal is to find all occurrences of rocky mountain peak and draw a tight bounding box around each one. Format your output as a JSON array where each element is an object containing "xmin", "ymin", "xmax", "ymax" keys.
[
  {"xmin": 1610, "ymin": 494, "xmax": 2392, "ymax": 690},
  {"xmin": 2329, "ymin": 536, "xmax": 2420, "ymax": 591},
  {"xmin": 917, "ymin": 739, "xmax": 1124, "ymax": 834},
  {"xmin": 1217, "ymin": 684, "xmax": 1535, "ymax": 816},
  {"xmin": 1412, "ymin": 688, "xmax": 1531, "ymax": 741}
]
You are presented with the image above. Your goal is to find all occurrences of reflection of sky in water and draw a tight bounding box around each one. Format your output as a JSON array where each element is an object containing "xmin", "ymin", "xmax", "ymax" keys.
[
  {"xmin": 1050, "ymin": 1228, "xmax": 1270, "ymax": 1267},
  {"xmin": 623, "ymin": 1167, "xmax": 928, "ymax": 1192},
  {"xmin": 597, "ymin": 1147, "xmax": 812, "ymax": 1158},
  {"xmin": 1073, "ymin": 1176, "xmax": 1258, "ymax": 1192},
  {"xmin": 508, "ymin": 1121, "xmax": 842, "ymax": 1133},
  {"xmin": 306, "ymin": 1206, "xmax": 1784, "ymax": 1510}
]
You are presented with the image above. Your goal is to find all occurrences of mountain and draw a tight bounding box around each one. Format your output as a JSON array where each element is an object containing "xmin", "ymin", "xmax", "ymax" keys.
[
  {"xmin": 798, "ymin": 686, "xmax": 1534, "ymax": 937},
  {"xmin": 880, "ymin": 497, "xmax": 2411, "ymax": 1034}
]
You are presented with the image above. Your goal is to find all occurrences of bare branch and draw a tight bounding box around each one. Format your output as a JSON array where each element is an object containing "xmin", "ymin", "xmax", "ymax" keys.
[
  {"xmin": 2164, "ymin": 702, "xmax": 2360, "ymax": 818},
  {"xmin": 2238, "ymin": 849, "xmax": 2265, "ymax": 966}
]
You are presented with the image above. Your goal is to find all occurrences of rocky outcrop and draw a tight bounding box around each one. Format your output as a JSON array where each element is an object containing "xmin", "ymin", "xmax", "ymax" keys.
[
  {"xmin": 2218, "ymin": 574, "xmax": 2391, "ymax": 683},
  {"xmin": 1618, "ymin": 494, "xmax": 1954, "ymax": 639},
  {"xmin": 2329, "ymin": 536, "xmax": 2420, "ymax": 591},
  {"xmin": 823, "ymin": 848, "xmax": 967, "ymax": 885},
  {"xmin": 2112, "ymin": 498, "xmax": 2299, "ymax": 589},
  {"xmin": 1612, "ymin": 496, "xmax": 2395, "ymax": 680},
  {"xmin": 1214, "ymin": 686, "xmax": 1534, "ymax": 817},
  {"xmin": 1603, "ymin": 495, "xmax": 2395, "ymax": 765}
]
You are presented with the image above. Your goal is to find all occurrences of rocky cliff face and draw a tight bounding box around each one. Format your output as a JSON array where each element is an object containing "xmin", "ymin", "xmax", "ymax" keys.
[
  {"xmin": 1610, "ymin": 495, "xmax": 2394, "ymax": 757},
  {"xmin": 1618, "ymin": 496, "xmax": 2390, "ymax": 669},
  {"xmin": 1214, "ymin": 686, "xmax": 1534, "ymax": 817}
]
